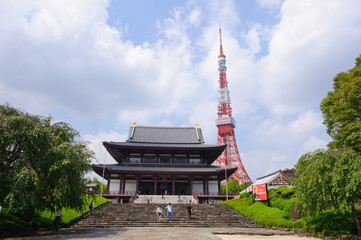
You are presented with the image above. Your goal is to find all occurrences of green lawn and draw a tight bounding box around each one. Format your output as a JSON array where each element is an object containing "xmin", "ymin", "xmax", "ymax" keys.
[{"xmin": 0, "ymin": 195, "xmax": 110, "ymax": 237}]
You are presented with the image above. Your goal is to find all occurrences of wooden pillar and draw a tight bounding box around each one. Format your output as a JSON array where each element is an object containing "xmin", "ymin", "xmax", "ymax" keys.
[
  {"xmin": 136, "ymin": 176, "xmax": 139, "ymax": 193},
  {"xmin": 190, "ymin": 177, "xmax": 193, "ymax": 195},
  {"xmin": 172, "ymin": 177, "xmax": 175, "ymax": 195},
  {"xmin": 205, "ymin": 177, "xmax": 209, "ymax": 195},
  {"xmin": 203, "ymin": 179, "xmax": 206, "ymax": 195},
  {"xmin": 119, "ymin": 176, "xmax": 123, "ymax": 194},
  {"xmin": 154, "ymin": 176, "xmax": 158, "ymax": 195},
  {"xmin": 218, "ymin": 176, "xmax": 221, "ymax": 195},
  {"xmin": 107, "ymin": 178, "xmax": 110, "ymax": 191}
]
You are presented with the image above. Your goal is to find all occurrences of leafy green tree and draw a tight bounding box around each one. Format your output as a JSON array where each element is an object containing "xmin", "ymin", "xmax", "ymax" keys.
[
  {"xmin": 0, "ymin": 104, "xmax": 93, "ymax": 220},
  {"xmin": 221, "ymin": 179, "xmax": 251, "ymax": 194},
  {"xmin": 294, "ymin": 149, "xmax": 361, "ymax": 235},
  {"xmin": 320, "ymin": 55, "xmax": 361, "ymax": 153}
]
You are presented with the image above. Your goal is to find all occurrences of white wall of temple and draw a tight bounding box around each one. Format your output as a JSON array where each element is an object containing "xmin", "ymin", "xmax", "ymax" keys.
[
  {"xmin": 124, "ymin": 179, "xmax": 136, "ymax": 192},
  {"xmin": 109, "ymin": 179, "xmax": 120, "ymax": 191},
  {"xmin": 193, "ymin": 180, "xmax": 203, "ymax": 192},
  {"xmin": 208, "ymin": 180, "xmax": 218, "ymax": 193}
]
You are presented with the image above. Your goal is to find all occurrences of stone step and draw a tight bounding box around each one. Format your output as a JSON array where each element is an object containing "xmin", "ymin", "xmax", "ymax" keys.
[{"xmin": 71, "ymin": 203, "xmax": 262, "ymax": 229}]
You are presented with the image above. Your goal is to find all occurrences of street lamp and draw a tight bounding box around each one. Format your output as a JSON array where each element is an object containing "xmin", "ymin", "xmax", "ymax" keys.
[
  {"xmin": 243, "ymin": 173, "xmax": 246, "ymax": 192},
  {"xmin": 225, "ymin": 160, "xmax": 228, "ymax": 200},
  {"xmin": 101, "ymin": 148, "xmax": 107, "ymax": 197}
]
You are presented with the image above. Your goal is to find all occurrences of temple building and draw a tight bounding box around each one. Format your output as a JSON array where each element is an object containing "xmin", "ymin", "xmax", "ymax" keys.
[{"xmin": 92, "ymin": 124, "xmax": 237, "ymax": 203}]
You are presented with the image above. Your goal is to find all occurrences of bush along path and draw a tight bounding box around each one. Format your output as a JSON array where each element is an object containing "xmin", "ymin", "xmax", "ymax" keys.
[{"xmin": 222, "ymin": 187, "xmax": 361, "ymax": 238}]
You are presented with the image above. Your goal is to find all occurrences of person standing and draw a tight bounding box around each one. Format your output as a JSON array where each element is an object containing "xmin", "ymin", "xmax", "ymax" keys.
[
  {"xmin": 156, "ymin": 205, "xmax": 162, "ymax": 222},
  {"xmin": 166, "ymin": 203, "xmax": 173, "ymax": 222},
  {"xmin": 88, "ymin": 200, "xmax": 94, "ymax": 214},
  {"xmin": 54, "ymin": 208, "xmax": 62, "ymax": 232},
  {"xmin": 186, "ymin": 204, "xmax": 192, "ymax": 219}
]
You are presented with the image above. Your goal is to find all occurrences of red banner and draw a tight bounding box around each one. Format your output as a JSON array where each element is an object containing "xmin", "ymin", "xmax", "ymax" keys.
[{"xmin": 252, "ymin": 184, "xmax": 268, "ymax": 201}]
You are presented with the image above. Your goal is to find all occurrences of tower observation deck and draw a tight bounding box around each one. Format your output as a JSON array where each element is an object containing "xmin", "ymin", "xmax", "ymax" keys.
[{"xmin": 212, "ymin": 26, "xmax": 252, "ymax": 184}]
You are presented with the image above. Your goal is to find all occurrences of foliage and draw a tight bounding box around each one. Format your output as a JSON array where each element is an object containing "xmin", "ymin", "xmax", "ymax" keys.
[
  {"xmin": 320, "ymin": 54, "xmax": 361, "ymax": 153},
  {"xmin": 0, "ymin": 104, "xmax": 94, "ymax": 220},
  {"xmin": 268, "ymin": 187, "xmax": 295, "ymax": 219},
  {"xmin": 0, "ymin": 196, "xmax": 110, "ymax": 237},
  {"xmin": 222, "ymin": 189, "xmax": 295, "ymax": 229},
  {"xmin": 0, "ymin": 208, "xmax": 33, "ymax": 237},
  {"xmin": 220, "ymin": 180, "xmax": 252, "ymax": 194},
  {"xmin": 85, "ymin": 177, "xmax": 107, "ymax": 193},
  {"xmin": 222, "ymin": 198, "xmax": 294, "ymax": 229},
  {"xmin": 294, "ymin": 149, "xmax": 361, "ymax": 235},
  {"xmin": 294, "ymin": 210, "xmax": 361, "ymax": 237},
  {"xmin": 238, "ymin": 192, "xmax": 253, "ymax": 205}
]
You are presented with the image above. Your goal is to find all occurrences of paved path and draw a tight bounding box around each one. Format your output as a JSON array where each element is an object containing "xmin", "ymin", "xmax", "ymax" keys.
[{"xmin": 5, "ymin": 227, "xmax": 317, "ymax": 240}]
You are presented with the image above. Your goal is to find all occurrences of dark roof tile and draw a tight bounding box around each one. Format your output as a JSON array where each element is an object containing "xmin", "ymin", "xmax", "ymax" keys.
[{"xmin": 127, "ymin": 126, "xmax": 204, "ymax": 144}]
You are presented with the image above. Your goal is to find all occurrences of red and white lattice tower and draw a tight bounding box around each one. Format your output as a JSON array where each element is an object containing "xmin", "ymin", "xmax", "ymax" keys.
[{"xmin": 212, "ymin": 26, "xmax": 252, "ymax": 184}]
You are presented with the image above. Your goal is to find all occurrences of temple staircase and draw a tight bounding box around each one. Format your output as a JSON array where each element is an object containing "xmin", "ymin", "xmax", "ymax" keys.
[{"xmin": 72, "ymin": 203, "xmax": 262, "ymax": 228}]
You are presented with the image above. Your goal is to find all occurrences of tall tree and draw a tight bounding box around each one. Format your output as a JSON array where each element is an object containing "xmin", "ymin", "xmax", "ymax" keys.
[
  {"xmin": 0, "ymin": 104, "xmax": 93, "ymax": 220},
  {"xmin": 294, "ymin": 149, "xmax": 361, "ymax": 235},
  {"xmin": 320, "ymin": 55, "xmax": 361, "ymax": 152}
]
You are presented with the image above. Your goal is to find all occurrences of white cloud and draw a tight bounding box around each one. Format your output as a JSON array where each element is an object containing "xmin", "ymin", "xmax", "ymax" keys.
[
  {"xmin": 300, "ymin": 136, "xmax": 328, "ymax": 154},
  {"xmin": 246, "ymin": 26, "xmax": 261, "ymax": 55},
  {"xmin": 83, "ymin": 130, "xmax": 127, "ymax": 165},
  {"xmin": 288, "ymin": 109, "xmax": 323, "ymax": 135},
  {"xmin": 257, "ymin": 0, "xmax": 282, "ymax": 10},
  {"xmin": 258, "ymin": 0, "xmax": 361, "ymax": 114}
]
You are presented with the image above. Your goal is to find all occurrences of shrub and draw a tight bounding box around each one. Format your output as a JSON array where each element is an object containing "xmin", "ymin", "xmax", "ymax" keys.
[
  {"xmin": 268, "ymin": 187, "xmax": 295, "ymax": 219},
  {"xmin": 0, "ymin": 210, "xmax": 33, "ymax": 237},
  {"xmin": 297, "ymin": 210, "xmax": 360, "ymax": 236},
  {"xmin": 222, "ymin": 197, "xmax": 294, "ymax": 229}
]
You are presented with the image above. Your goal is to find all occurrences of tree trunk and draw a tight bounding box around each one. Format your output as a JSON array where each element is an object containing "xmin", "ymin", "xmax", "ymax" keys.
[{"xmin": 351, "ymin": 202, "xmax": 361, "ymax": 236}]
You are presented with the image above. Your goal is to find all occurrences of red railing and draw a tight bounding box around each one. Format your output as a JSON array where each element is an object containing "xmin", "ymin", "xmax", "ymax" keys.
[{"xmin": 192, "ymin": 191, "xmax": 239, "ymax": 196}]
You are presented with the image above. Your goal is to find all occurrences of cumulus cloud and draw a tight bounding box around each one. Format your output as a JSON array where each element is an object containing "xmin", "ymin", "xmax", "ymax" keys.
[
  {"xmin": 258, "ymin": 0, "xmax": 361, "ymax": 114},
  {"xmin": 83, "ymin": 130, "xmax": 128, "ymax": 165},
  {"xmin": 300, "ymin": 136, "xmax": 328, "ymax": 154},
  {"xmin": 257, "ymin": 0, "xmax": 283, "ymax": 10}
]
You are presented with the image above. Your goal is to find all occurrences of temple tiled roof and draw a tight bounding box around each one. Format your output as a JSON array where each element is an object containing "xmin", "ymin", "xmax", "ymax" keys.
[{"xmin": 126, "ymin": 126, "xmax": 205, "ymax": 144}]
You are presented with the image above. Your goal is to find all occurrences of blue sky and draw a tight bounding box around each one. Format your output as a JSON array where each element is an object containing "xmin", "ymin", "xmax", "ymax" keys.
[{"xmin": 1, "ymin": 0, "xmax": 361, "ymax": 182}]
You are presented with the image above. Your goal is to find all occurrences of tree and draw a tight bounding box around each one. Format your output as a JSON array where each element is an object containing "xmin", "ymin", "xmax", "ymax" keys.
[
  {"xmin": 320, "ymin": 55, "xmax": 361, "ymax": 153},
  {"xmin": 0, "ymin": 104, "xmax": 93, "ymax": 220},
  {"xmin": 220, "ymin": 179, "xmax": 252, "ymax": 194},
  {"xmin": 294, "ymin": 149, "xmax": 361, "ymax": 235}
]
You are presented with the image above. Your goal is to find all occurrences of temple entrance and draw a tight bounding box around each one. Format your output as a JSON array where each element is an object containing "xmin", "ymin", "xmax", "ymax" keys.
[
  {"xmin": 175, "ymin": 182, "xmax": 190, "ymax": 195},
  {"xmin": 139, "ymin": 181, "xmax": 154, "ymax": 195},
  {"xmin": 157, "ymin": 182, "xmax": 172, "ymax": 195},
  {"xmin": 139, "ymin": 180, "xmax": 191, "ymax": 195}
]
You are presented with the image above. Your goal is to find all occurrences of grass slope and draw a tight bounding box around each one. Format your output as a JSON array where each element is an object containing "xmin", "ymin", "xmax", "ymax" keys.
[
  {"xmin": 221, "ymin": 191, "xmax": 294, "ymax": 229},
  {"xmin": 0, "ymin": 195, "xmax": 110, "ymax": 237}
]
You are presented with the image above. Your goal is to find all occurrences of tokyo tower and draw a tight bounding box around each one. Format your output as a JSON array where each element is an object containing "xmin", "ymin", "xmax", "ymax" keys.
[{"xmin": 212, "ymin": 26, "xmax": 252, "ymax": 184}]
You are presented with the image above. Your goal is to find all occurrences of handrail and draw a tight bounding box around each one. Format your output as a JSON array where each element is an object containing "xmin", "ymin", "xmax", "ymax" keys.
[{"xmin": 191, "ymin": 192, "xmax": 199, "ymax": 204}]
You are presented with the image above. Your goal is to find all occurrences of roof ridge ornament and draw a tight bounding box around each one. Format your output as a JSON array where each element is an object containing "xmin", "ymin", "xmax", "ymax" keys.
[
  {"xmin": 195, "ymin": 124, "xmax": 201, "ymax": 141},
  {"xmin": 130, "ymin": 122, "xmax": 137, "ymax": 139}
]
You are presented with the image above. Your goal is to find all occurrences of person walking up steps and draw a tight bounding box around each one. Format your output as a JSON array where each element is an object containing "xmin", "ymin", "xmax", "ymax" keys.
[
  {"xmin": 166, "ymin": 203, "xmax": 173, "ymax": 222},
  {"xmin": 186, "ymin": 204, "xmax": 192, "ymax": 219},
  {"xmin": 156, "ymin": 205, "xmax": 162, "ymax": 222},
  {"xmin": 88, "ymin": 200, "xmax": 94, "ymax": 214},
  {"xmin": 53, "ymin": 208, "xmax": 63, "ymax": 232}
]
